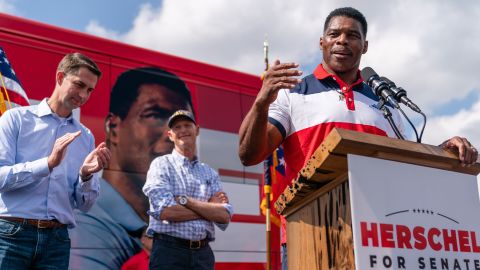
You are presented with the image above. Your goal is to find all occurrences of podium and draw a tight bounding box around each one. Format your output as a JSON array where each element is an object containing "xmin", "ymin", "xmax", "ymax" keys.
[{"xmin": 275, "ymin": 128, "xmax": 480, "ymax": 270}]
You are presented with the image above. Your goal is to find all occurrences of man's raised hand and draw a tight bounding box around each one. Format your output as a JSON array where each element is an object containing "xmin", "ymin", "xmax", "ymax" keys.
[
  {"xmin": 47, "ymin": 131, "xmax": 81, "ymax": 171},
  {"xmin": 79, "ymin": 142, "xmax": 111, "ymax": 179},
  {"xmin": 256, "ymin": 59, "xmax": 302, "ymax": 107}
]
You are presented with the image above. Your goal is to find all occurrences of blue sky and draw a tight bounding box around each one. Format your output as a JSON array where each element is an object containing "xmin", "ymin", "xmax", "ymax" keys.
[
  {"xmin": 5, "ymin": 0, "xmax": 156, "ymax": 33},
  {"xmin": 1, "ymin": 0, "xmax": 480, "ymax": 147}
]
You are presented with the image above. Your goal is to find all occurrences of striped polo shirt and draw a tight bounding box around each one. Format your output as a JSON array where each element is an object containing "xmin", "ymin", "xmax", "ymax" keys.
[{"xmin": 268, "ymin": 63, "xmax": 404, "ymax": 186}]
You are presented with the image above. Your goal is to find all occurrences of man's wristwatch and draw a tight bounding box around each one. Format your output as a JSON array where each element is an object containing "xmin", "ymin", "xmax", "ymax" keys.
[{"xmin": 178, "ymin": 195, "xmax": 188, "ymax": 206}]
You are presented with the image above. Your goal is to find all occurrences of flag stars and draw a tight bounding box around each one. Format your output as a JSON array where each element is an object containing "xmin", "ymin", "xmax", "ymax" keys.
[{"xmin": 278, "ymin": 157, "xmax": 285, "ymax": 166}]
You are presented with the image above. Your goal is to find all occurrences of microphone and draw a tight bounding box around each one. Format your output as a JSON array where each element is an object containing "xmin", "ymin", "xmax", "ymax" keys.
[
  {"xmin": 361, "ymin": 67, "xmax": 400, "ymax": 109},
  {"xmin": 380, "ymin": 76, "xmax": 422, "ymax": 113}
]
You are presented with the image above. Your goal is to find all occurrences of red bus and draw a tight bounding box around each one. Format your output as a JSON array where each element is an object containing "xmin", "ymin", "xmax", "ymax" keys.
[{"xmin": 0, "ymin": 13, "xmax": 280, "ymax": 270}]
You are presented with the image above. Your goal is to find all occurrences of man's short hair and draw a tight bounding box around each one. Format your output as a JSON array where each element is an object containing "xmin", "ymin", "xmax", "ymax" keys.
[
  {"xmin": 109, "ymin": 67, "xmax": 193, "ymax": 119},
  {"xmin": 324, "ymin": 7, "xmax": 368, "ymax": 37},
  {"xmin": 57, "ymin": 52, "xmax": 102, "ymax": 78}
]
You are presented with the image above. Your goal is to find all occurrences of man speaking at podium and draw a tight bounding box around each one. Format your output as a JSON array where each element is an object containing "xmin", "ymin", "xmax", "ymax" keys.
[{"xmin": 238, "ymin": 6, "xmax": 478, "ymax": 270}]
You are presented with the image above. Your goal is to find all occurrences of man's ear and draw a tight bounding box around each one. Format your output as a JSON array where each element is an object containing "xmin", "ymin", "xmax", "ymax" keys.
[
  {"xmin": 56, "ymin": 71, "xmax": 65, "ymax": 86},
  {"xmin": 105, "ymin": 113, "xmax": 121, "ymax": 144},
  {"xmin": 167, "ymin": 129, "xmax": 174, "ymax": 142},
  {"xmin": 362, "ymin": 40, "xmax": 369, "ymax": 54}
]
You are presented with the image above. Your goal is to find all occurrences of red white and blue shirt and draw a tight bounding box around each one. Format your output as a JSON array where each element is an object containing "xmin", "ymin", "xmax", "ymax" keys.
[
  {"xmin": 269, "ymin": 64, "xmax": 405, "ymax": 244},
  {"xmin": 269, "ymin": 64, "xmax": 404, "ymax": 183}
]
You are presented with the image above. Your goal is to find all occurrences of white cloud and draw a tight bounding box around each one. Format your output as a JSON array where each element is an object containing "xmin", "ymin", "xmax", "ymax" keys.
[
  {"xmin": 86, "ymin": 0, "xmax": 339, "ymax": 74},
  {"xmin": 361, "ymin": 0, "xmax": 480, "ymax": 115},
  {"xmin": 422, "ymin": 98, "xmax": 480, "ymax": 148},
  {"xmin": 422, "ymin": 97, "xmax": 480, "ymax": 184},
  {"xmin": 125, "ymin": 1, "xmax": 332, "ymax": 73},
  {"xmin": 86, "ymin": 20, "xmax": 120, "ymax": 41},
  {"xmin": 0, "ymin": 0, "xmax": 16, "ymax": 13}
]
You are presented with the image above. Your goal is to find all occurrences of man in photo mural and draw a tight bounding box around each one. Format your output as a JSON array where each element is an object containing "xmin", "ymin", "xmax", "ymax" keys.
[{"xmin": 69, "ymin": 67, "xmax": 194, "ymax": 269}]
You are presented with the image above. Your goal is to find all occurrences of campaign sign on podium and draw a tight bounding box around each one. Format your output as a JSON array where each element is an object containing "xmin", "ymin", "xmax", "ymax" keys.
[{"xmin": 349, "ymin": 154, "xmax": 480, "ymax": 270}]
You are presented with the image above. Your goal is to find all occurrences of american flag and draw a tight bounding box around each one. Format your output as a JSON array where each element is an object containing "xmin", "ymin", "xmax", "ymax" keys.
[
  {"xmin": 0, "ymin": 46, "xmax": 29, "ymax": 115},
  {"xmin": 260, "ymin": 146, "xmax": 286, "ymax": 227}
]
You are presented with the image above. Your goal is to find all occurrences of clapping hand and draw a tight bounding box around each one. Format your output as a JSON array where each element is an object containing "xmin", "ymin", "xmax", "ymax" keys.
[
  {"xmin": 79, "ymin": 142, "xmax": 111, "ymax": 179},
  {"xmin": 47, "ymin": 131, "xmax": 82, "ymax": 171}
]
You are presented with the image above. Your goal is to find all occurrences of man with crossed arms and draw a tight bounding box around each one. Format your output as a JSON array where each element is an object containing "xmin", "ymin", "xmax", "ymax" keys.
[{"xmin": 143, "ymin": 110, "xmax": 232, "ymax": 270}]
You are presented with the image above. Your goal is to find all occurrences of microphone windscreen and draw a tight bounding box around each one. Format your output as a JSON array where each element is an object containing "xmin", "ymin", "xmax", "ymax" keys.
[{"xmin": 360, "ymin": 67, "xmax": 377, "ymax": 83}]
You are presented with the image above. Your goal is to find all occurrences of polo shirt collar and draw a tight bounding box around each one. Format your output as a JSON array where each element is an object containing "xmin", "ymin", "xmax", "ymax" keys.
[
  {"xmin": 313, "ymin": 63, "xmax": 364, "ymax": 87},
  {"xmin": 313, "ymin": 63, "xmax": 364, "ymax": 111}
]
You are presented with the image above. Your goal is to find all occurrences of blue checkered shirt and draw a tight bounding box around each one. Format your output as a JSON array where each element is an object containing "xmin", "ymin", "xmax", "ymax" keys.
[{"xmin": 143, "ymin": 149, "xmax": 233, "ymax": 241}]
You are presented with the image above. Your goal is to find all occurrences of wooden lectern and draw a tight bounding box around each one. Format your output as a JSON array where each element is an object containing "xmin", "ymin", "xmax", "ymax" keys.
[{"xmin": 274, "ymin": 128, "xmax": 480, "ymax": 270}]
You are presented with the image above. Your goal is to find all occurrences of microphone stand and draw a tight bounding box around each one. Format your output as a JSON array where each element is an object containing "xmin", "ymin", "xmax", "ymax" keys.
[{"xmin": 374, "ymin": 99, "xmax": 405, "ymax": 140}]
